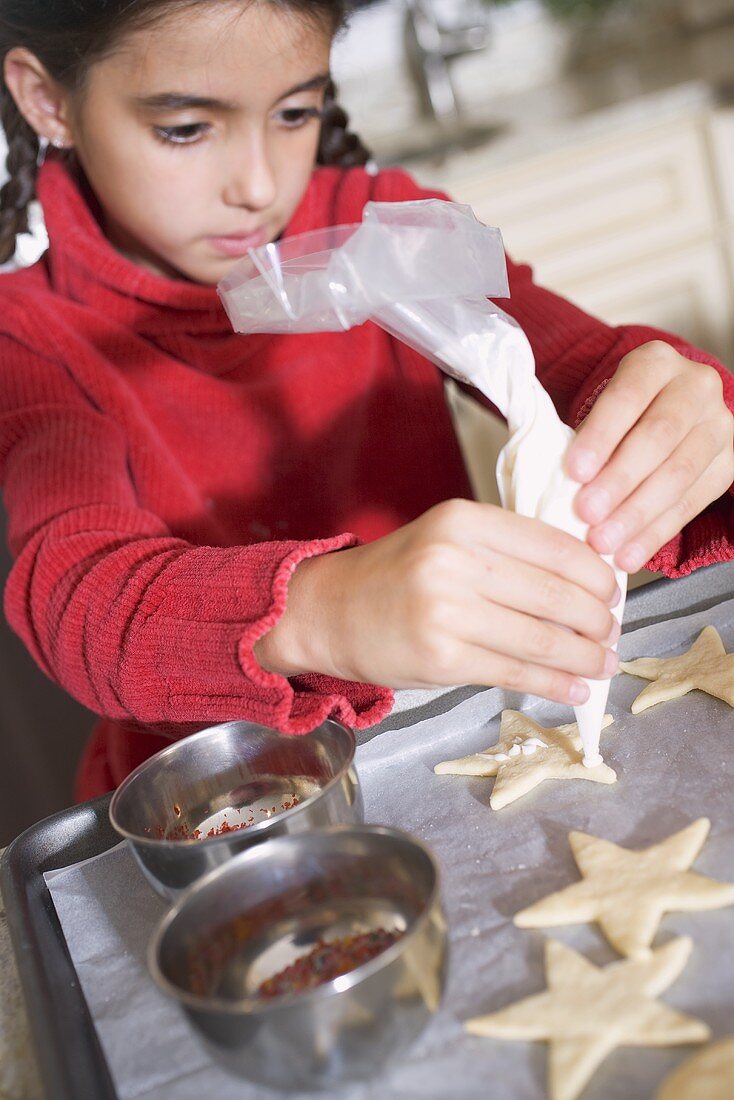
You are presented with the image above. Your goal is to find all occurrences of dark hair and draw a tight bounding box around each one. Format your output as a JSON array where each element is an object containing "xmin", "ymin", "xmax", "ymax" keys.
[{"xmin": 0, "ymin": 0, "xmax": 371, "ymax": 264}]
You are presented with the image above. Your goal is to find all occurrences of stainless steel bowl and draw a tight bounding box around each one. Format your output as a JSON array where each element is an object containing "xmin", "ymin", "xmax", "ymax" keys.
[
  {"xmin": 149, "ymin": 826, "xmax": 446, "ymax": 1091},
  {"xmin": 109, "ymin": 719, "xmax": 362, "ymax": 899}
]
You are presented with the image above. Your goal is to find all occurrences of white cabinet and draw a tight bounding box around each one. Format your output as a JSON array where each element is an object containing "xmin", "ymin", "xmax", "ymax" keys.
[
  {"xmin": 708, "ymin": 105, "xmax": 734, "ymax": 225},
  {"xmin": 564, "ymin": 238, "xmax": 732, "ymax": 354},
  {"xmin": 413, "ymin": 103, "xmax": 734, "ymax": 368},
  {"xmin": 707, "ymin": 105, "xmax": 734, "ymax": 333}
]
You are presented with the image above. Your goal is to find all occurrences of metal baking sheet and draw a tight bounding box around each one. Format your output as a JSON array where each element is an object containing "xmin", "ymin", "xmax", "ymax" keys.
[
  {"xmin": 0, "ymin": 796, "xmax": 118, "ymax": 1100},
  {"xmin": 2, "ymin": 562, "xmax": 734, "ymax": 1100},
  {"xmin": 619, "ymin": 560, "xmax": 734, "ymax": 632}
]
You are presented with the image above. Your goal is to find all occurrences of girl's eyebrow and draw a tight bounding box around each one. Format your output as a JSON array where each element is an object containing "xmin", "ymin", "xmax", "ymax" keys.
[
  {"xmin": 135, "ymin": 92, "xmax": 239, "ymax": 112},
  {"xmin": 279, "ymin": 72, "xmax": 331, "ymax": 100},
  {"xmin": 134, "ymin": 73, "xmax": 331, "ymax": 113}
]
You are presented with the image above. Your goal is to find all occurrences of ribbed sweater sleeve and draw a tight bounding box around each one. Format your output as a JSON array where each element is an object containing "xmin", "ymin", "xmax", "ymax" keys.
[{"xmin": 0, "ymin": 335, "xmax": 392, "ymax": 734}]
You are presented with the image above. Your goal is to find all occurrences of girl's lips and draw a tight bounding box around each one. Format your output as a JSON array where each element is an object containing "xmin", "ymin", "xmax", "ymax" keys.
[{"xmin": 208, "ymin": 228, "xmax": 268, "ymax": 257}]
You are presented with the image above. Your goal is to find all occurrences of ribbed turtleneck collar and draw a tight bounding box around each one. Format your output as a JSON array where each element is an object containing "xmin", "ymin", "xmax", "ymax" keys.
[{"xmin": 36, "ymin": 155, "xmax": 319, "ymax": 336}]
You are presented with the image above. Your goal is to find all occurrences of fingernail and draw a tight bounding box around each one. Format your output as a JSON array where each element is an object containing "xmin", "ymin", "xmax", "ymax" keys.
[
  {"xmin": 604, "ymin": 620, "xmax": 621, "ymax": 646},
  {"xmin": 594, "ymin": 520, "xmax": 625, "ymax": 554},
  {"xmin": 580, "ymin": 488, "xmax": 611, "ymax": 524},
  {"xmin": 609, "ymin": 584, "xmax": 623, "ymax": 608},
  {"xmin": 618, "ymin": 543, "xmax": 646, "ymax": 572},
  {"xmin": 569, "ymin": 680, "xmax": 590, "ymax": 704},
  {"xmin": 571, "ymin": 449, "xmax": 598, "ymax": 480},
  {"xmin": 603, "ymin": 650, "xmax": 619, "ymax": 677}
]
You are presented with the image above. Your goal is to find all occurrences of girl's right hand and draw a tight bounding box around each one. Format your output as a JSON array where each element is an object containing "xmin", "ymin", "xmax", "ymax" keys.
[{"xmin": 255, "ymin": 499, "xmax": 622, "ymax": 706}]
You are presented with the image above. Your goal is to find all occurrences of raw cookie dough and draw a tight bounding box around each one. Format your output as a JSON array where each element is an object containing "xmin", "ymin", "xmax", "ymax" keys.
[
  {"xmin": 433, "ymin": 710, "xmax": 615, "ymax": 810},
  {"xmin": 656, "ymin": 1037, "xmax": 734, "ymax": 1100},
  {"xmin": 620, "ymin": 625, "xmax": 734, "ymax": 713},
  {"xmin": 514, "ymin": 818, "xmax": 734, "ymax": 958},
  {"xmin": 465, "ymin": 936, "xmax": 708, "ymax": 1100}
]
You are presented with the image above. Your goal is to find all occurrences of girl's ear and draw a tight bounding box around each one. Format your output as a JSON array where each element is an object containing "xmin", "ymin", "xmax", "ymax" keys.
[{"xmin": 3, "ymin": 47, "xmax": 74, "ymax": 149}]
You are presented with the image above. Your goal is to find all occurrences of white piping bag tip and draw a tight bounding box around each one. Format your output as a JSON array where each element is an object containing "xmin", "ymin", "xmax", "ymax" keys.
[{"xmin": 582, "ymin": 752, "xmax": 604, "ymax": 769}]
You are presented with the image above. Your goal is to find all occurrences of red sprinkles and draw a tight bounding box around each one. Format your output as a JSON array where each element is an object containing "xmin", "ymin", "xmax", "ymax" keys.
[
  {"xmin": 144, "ymin": 796, "xmax": 301, "ymax": 841},
  {"xmin": 257, "ymin": 929, "xmax": 403, "ymax": 999}
]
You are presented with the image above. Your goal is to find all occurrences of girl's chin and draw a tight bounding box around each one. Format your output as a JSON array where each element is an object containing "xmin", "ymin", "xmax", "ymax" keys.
[
  {"xmin": 124, "ymin": 243, "xmax": 257, "ymax": 286},
  {"xmin": 152, "ymin": 252, "xmax": 235, "ymax": 286}
]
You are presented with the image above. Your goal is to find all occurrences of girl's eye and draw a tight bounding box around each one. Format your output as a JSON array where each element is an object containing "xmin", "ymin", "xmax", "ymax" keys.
[
  {"xmin": 153, "ymin": 122, "xmax": 210, "ymax": 146},
  {"xmin": 276, "ymin": 107, "xmax": 322, "ymax": 129}
]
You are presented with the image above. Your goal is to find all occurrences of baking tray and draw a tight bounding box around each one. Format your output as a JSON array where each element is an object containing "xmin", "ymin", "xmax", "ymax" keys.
[
  {"xmin": 1, "ymin": 795, "xmax": 118, "ymax": 1100},
  {"xmin": 2, "ymin": 559, "xmax": 734, "ymax": 1100}
]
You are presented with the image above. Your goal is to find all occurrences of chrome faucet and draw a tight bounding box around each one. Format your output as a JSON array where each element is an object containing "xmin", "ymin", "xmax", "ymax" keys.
[{"xmin": 403, "ymin": 0, "xmax": 492, "ymax": 129}]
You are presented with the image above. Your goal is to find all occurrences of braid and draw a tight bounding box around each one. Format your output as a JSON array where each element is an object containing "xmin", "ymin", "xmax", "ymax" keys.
[
  {"xmin": 317, "ymin": 79, "xmax": 372, "ymax": 168},
  {"xmin": 0, "ymin": 82, "xmax": 39, "ymax": 264}
]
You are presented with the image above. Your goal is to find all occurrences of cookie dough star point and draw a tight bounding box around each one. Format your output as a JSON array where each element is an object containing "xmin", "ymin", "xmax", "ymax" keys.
[
  {"xmin": 466, "ymin": 936, "xmax": 708, "ymax": 1100},
  {"xmin": 514, "ymin": 818, "xmax": 734, "ymax": 957},
  {"xmin": 655, "ymin": 1036, "xmax": 734, "ymax": 1100},
  {"xmin": 620, "ymin": 626, "xmax": 734, "ymax": 713}
]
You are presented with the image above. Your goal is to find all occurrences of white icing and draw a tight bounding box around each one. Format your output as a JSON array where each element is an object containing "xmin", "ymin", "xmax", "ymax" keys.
[
  {"xmin": 582, "ymin": 752, "xmax": 604, "ymax": 769},
  {"xmin": 480, "ymin": 735, "xmax": 548, "ymax": 763},
  {"xmin": 521, "ymin": 737, "xmax": 547, "ymax": 752}
]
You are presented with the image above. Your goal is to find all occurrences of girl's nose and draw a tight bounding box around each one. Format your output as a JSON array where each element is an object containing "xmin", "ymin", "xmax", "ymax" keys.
[{"xmin": 223, "ymin": 138, "xmax": 276, "ymax": 211}]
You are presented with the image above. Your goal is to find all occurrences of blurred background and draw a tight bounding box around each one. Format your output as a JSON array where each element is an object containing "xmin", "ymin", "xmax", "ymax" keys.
[{"xmin": 2, "ymin": 0, "xmax": 734, "ymax": 843}]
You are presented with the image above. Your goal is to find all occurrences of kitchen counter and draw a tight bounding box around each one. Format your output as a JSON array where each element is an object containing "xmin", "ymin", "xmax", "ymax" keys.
[{"xmin": 345, "ymin": 15, "xmax": 734, "ymax": 374}]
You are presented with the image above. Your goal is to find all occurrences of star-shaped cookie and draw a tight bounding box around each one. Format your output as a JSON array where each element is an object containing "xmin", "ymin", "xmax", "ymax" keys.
[
  {"xmin": 656, "ymin": 1036, "xmax": 734, "ymax": 1100},
  {"xmin": 433, "ymin": 710, "xmax": 616, "ymax": 810},
  {"xmin": 466, "ymin": 937, "xmax": 708, "ymax": 1100},
  {"xmin": 514, "ymin": 818, "xmax": 734, "ymax": 958},
  {"xmin": 619, "ymin": 625, "xmax": 734, "ymax": 713}
]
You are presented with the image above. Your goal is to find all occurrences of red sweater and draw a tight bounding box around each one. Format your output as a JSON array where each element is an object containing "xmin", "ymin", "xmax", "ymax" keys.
[{"xmin": 1, "ymin": 159, "xmax": 733, "ymax": 801}]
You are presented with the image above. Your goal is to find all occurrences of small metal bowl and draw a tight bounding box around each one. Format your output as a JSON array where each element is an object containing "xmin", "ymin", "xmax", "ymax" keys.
[
  {"xmin": 109, "ymin": 719, "xmax": 362, "ymax": 899},
  {"xmin": 149, "ymin": 825, "xmax": 446, "ymax": 1091}
]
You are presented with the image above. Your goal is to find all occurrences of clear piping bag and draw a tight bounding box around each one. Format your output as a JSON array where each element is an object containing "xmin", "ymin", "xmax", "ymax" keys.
[{"xmin": 218, "ymin": 199, "xmax": 627, "ymax": 765}]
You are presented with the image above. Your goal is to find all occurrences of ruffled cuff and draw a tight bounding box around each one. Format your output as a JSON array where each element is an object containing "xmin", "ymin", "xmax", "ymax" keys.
[{"xmin": 237, "ymin": 534, "xmax": 394, "ymax": 733}]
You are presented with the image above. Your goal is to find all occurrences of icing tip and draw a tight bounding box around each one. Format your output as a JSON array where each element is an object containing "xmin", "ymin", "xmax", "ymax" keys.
[{"xmin": 582, "ymin": 752, "xmax": 603, "ymax": 769}]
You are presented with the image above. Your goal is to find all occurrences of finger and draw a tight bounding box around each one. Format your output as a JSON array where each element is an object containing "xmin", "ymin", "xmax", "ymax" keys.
[
  {"xmin": 586, "ymin": 419, "xmax": 724, "ymax": 556},
  {"xmin": 469, "ymin": 548, "xmax": 618, "ymax": 644},
  {"xmin": 431, "ymin": 500, "xmax": 619, "ymax": 606},
  {"xmin": 460, "ymin": 599, "xmax": 618, "ymax": 681},
  {"xmin": 459, "ymin": 645, "xmax": 592, "ymax": 706},
  {"xmin": 575, "ymin": 378, "xmax": 699, "ymax": 526},
  {"xmin": 609, "ymin": 453, "xmax": 733, "ymax": 572},
  {"xmin": 567, "ymin": 344, "xmax": 678, "ymax": 483}
]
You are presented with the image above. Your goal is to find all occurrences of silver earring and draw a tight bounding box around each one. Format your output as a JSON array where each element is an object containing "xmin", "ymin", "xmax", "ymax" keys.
[{"xmin": 51, "ymin": 136, "xmax": 66, "ymax": 149}]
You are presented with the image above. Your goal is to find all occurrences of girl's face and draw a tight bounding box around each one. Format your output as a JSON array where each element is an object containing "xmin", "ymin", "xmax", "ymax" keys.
[{"xmin": 68, "ymin": 2, "xmax": 332, "ymax": 284}]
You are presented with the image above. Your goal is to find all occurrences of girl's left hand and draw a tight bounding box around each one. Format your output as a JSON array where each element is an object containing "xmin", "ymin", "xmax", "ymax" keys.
[{"xmin": 566, "ymin": 340, "xmax": 734, "ymax": 573}]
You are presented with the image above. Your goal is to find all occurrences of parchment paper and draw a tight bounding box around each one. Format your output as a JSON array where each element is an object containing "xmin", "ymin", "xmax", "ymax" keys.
[{"xmin": 45, "ymin": 597, "xmax": 734, "ymax": 1100}]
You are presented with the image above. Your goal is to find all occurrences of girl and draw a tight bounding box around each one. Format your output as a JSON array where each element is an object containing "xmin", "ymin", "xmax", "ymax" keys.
[{"xmin": 0, "ymin": 0, "xmax": 732, "ymax": 801}]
